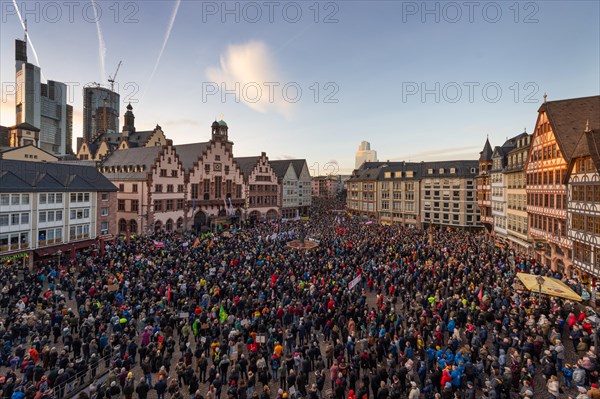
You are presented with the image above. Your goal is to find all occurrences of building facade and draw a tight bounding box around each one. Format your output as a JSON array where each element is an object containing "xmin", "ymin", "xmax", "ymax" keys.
[
  {"xmin": 100, "ymin": 145, "xmax": 188, "ymax": 235},
  {"xmin": 525, "ymin": 96, "xmax": 600, "ymax": 275},
  {"xmin": 347, "ymin": 163, "xmax": 381, "ymax": 220},
  {"xmin": 567, "ymin": 118, "xmax": 600, "ymax": 279},
  {"xmin": 505, "ymin": 133, "xmax": 532, "ymax": 254},
  {"xmin": 420, "ymin": 161, "xmax": 480, "ymax": 228},
  {"xmin": 271, "ymin": 160, "xmax": 312, "ymax": 218},
  {"xmin": 378, "ymin": 163, "xmax": 421, "ymax": 227},
  {"xmin": 312, "ymin": 176, "xmax": 340, "ymax": 199},
  {"xmin": 477, "ymin": 138, "xmax": 494, "ymax": 236},
  {"xmin": 236, "ymin": 153, "xmax": 281, "ymax": 222},
  {"xmin": 0, "ymin": 159, "xmax": 117, "ymax": 267},
  {"xmin": 491, "ymin": 135, "xmax": 528, "ymax": 240},
  {"xmin": 347, "ymin": 161, "xmax": 480, "ymax": 228},
  {"xmin": 185, "ymin": 121, "xmax": 246, "ymax": 231}
]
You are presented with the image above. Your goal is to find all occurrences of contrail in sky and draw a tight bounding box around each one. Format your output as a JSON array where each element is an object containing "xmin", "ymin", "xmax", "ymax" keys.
[
  {"xmin": 12, "ymin": 0, "xmax": 45, "ymax": 81},
  {"xmin": 141, "ymin": 0, "xmax": 181, "ymax": 102},
  {"xmin": 91, "ymin": 0, "xmax": 107, "ymax": 82}
]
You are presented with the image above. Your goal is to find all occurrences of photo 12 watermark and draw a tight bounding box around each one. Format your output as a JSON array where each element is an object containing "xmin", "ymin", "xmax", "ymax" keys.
[
  {"xmin": 401, "ymin": 81, "xmax": 541, "ymax": 104},
  {"xmin": 1, "ymin": 1, "xmax": 140, "ymax": 24},
  {"xmin": 2, "ymin": 81, "xmax": 141, "ymax": 105},
  {"xmin": 401, "ymin": 1, "xmax": 540, "ymax": 24},
  {"xmin": 199, "ymin": 1, "xmax": 339, "ymax": 23},
  {"xmin": 201, "ymin": 81, "xmax": 340, "ymax": 104},
  {"xmin": 309, "ymin": 160, "xmax": 340, "ymax": 177}
]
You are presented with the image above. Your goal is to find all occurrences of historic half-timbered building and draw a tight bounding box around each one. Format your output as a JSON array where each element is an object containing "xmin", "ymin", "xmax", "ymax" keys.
[
  {"xmin": 100, "ymin": 144, "xmax": 186, "ymax": 235},
  {"xmin": 235, "ymin": 152, "xmax": 281, "ymax": 222},
  {"xmin": 505, "ymin": 132, "xmax": 532, "ymax": 255},
  {"xmin": 525, "ymin": 95, "xmax": 599, "ymax": 275},
  {"xmin": 184, "ymin": 121, "xmax": 246, "ymax": 231},
  {"xmin": 567, "ymin": 119, "xmax": 600, "ymax": 279}
]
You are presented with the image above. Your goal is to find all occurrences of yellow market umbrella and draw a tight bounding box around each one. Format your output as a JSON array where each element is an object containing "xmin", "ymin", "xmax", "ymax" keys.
[{"xmin": 516, "ymin": 273, "xmax": 582, "ymax": 302}]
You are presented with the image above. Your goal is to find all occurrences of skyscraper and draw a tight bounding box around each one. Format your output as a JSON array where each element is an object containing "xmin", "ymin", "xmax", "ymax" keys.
[
  {"xmin": 355, "ymin": 141, "xmax": 378, "ymax": 169},
  {"xmin": 83, "ymin": 86, "xmax": 120, "ymax": 142},
  {"xmin": 14, "ymin": 39, "xmax": 73, "ymax": 155}
]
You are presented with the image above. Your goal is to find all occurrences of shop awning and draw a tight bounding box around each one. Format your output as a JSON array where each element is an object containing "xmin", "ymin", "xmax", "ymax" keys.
[
  {"xmin": 35, "ymin": 239, "xmax": 96, "ymax": 257},
  {"xmin": 516, "ymin": 273, "xmax": 582, "ymax": 302}
]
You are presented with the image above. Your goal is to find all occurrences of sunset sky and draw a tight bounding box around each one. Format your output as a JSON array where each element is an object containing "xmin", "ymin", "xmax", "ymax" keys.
[{"xmin": 0, "ymin": 1, "xmax": 598, "ymax": 174}]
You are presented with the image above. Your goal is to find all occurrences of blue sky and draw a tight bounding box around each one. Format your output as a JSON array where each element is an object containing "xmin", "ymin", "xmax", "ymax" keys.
[{"xmin": 1, "ymin": 1, "xmax": 599, "ymax": 174}]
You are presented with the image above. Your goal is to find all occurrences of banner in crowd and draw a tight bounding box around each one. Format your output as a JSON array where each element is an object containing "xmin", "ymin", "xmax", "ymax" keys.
[{"xmin": 349, "ymin": 275, "xmax": 361, "ymax": 289}]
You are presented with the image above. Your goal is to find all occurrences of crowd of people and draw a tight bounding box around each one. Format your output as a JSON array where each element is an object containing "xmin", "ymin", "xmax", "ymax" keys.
[{"xmin": 1, "ymin": 199, "xmax": 600, "ymax": 399}]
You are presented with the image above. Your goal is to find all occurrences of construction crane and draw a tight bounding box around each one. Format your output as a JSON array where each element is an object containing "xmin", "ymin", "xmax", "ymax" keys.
[{"xmin": 108, "ymin": 61, "xmax": 122, "ymax": 92}]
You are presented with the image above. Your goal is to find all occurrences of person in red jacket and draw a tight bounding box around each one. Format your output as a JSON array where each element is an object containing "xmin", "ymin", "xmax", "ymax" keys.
[{"xmin": 441, "ymin": 367, "xmax": 452, "ymax": 387}]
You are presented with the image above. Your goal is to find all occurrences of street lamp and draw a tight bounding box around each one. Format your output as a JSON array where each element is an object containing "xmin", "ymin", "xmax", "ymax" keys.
[
  {"xmin": 56, "ymin": 250, "xmax": 62, "ymax": 268},
  {"xmin": 536, "ymin": 275, "xmax": 544, "ymax": 299}
]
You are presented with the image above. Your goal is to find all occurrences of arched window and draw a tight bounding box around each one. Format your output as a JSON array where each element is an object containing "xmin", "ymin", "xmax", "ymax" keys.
[{"xmin": 118, "ymin": 219, "xmax": 127, "ymax": 234}]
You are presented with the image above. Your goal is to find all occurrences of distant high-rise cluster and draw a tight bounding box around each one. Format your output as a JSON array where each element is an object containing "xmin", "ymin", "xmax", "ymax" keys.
[
  {"xmin": 14, "ymin": 39, "xmax": 72, "ymax": 155},
  {"xmin": 355, "ymin": 140, "xmax": 378, "ymax": 169}
]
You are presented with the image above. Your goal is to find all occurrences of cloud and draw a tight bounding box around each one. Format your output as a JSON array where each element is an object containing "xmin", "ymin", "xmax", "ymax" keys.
[{"xmin": 206, "ymin": 41, "xmax": 293, "ymax": 117}]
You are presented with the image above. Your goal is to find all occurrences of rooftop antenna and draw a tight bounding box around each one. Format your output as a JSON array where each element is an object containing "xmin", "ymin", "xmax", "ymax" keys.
[{"xmin": 543, "ymin": 93, "xmax": 547, "ymax": 103}]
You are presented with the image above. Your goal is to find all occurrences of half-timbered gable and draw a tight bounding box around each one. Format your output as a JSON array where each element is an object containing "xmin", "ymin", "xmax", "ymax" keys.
[
  {"xmin": 182, "ymin": 120, "xmax": 246, "ymax": 230},
  {"xmin": 235, "ymin": 152, "xmax": 281, "ymax": 222},
  {"xmin": 148, "ymin": 145, "xmax": 186, "ymax": 232},
  {"xmin": 525, "ymin": 95, "xmax": 600, "ymax": 275}
]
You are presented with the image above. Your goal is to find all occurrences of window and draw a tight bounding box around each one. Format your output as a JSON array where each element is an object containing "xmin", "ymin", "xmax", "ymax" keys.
[
  {"xmin": 20, "ymin": 213, "xmax": 29, "ymax": 224},
  {"xmin": 205, "ymin": 164, "xmax": 211, "ymax": 173},
  {"xmin": 119, "ymin": 184, "xmax": 125, "ymax": 192},
  {"xmin": 166, "ymin": 199, "xmax": 174, "ymax": 211},
  {"xmin": 132, "ymin": 184, "xmax": 138, "ymax": 193},
  {"xmin": 171, "ymin": 170, "xmax": 178, "ymax": 178},
  {"xmin": 118, "ymin": 200, "xmax": 125, "ymax": 211},
  {"xmin": 69, "ymin": 224, "xmax": 90, "ymax": 240},
  {"xmin": 215, "ymin": 177, "xmax": 222, "ymax": 198},
  {"xmin": 160, "ymin": 169, "xmax": 167, "ymax": 177},
  {"xmin": 191, "ymin": 184, "xmax": 199, "ymax": 199},
  {"xmin": 39, "ymin": 194, "xmax": 47, "ymax": 204},
  {"xmin": 215, "ymin": 155, "xmax": 221, "ymax": 161},
  {"xmin": 178, "ymin": 184, "xmax": 184, "ymax": 193},
  {"xmin": 131, "ymin": 200, "xmax": 139, "ymax": 213},
  {"xmin": 167, "ymin": 185, "xmax": 174, "ymax": 193},
  {"xmin": 21, "ymin": 194, "xmax": 29, "ymax": 205},
  {"xmin": 177, "ymin": 199, "xmax": 184, "ymax": 210},
  {"xmin": 0, "ymin": 214, "xmax": 8, "ymax": 227},
  {"xmin": 101, "ymin": 207, "xmax": 109, "ymax": 216},
  {"xmin": 154, "ymin": 200, "xmax": 163, "ymax": 212},
  {"xmin": 155, "ymin": 184, "xmax": 163, "ymax": 193},
  {"xmin": 101, "ymin": 222, "xmax": 109, "ymax": 235},
  {"xmin": 102, "ymin": 193, "xmax": 109, "ymax": 201}
]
